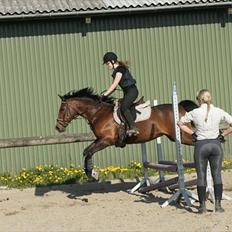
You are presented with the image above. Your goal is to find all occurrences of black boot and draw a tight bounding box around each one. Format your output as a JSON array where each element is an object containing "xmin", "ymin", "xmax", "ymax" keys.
[
  {"xmin": 215, "ymin": 200, "xmax": 224, "ymax": 213},
  {"xmin": 198, "ymin": 201, "xmax": 207, "ymax": 214},
  {"xmin": 214, "ymin": 184, "xmax": 224, "ymax": 212},
  {"xmin": 116, "ymin": 124, "xmax": 126, "ymax": 148},
  {"xmin": 197, "ymin": 186, "xmax": 207, "ymax": 214}
]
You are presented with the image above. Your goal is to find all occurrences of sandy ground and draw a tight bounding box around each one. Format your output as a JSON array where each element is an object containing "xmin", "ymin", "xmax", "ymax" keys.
[{"xmin": 1, "ymin": 171, "xmax": 232, "ymax": 232}]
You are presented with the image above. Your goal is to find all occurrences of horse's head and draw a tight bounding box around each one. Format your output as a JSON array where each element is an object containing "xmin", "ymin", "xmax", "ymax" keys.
[
  {"xmin": 55, "ymin": 88, "xmax": 115, "ymax": 132},
  {"xmin": 55, "ymin": 95, "xmax": 78, "ymax": 132}
]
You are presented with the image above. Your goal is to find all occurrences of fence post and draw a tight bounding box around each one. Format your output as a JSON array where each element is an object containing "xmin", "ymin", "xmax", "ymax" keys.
[
  {"xmin": 161, "ymin": 82, "xmax": 197, "ymax": 208},
  {"xmin": 154, "ymin": 99, "xmax": 165, "ymax": 183},
  {"xmin": 128, "ymin": 143, "xmax": 151, "ymax": 193}
]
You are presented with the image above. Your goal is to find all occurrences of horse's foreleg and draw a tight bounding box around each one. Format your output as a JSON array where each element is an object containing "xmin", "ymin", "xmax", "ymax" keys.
[
  {"xmin": 83, "ymin": 139, "xmax": 111, "ymax": 180},
  {"xmin": 83, "ymin": 141, "xmax": 97, "ymax": 176}
]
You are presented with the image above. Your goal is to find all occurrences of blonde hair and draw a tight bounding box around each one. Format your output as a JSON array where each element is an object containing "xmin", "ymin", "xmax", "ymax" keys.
[{"xmin": 196, "ymin": 89, "xmax": 212, "ymax": 122}]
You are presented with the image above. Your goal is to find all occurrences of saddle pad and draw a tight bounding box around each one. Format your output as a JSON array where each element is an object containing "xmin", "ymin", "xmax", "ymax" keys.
[{"xmin": 113, "ymin": 100, "xmax": 151, "ymax": 124}]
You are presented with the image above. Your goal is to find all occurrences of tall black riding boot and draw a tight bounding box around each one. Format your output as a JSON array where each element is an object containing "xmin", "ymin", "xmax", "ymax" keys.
[
  {"xmin": 214, "ymin": 184, "xmax": 225, "ymax": 213},
  {"xmin": 197, "ymin": 186, "xmax": 207, "ymax": 214},
  {"xmin": 215, "ymin": 200, "xmax": 224, "ymax": 213},
  {"xmin": 198, "ymin": 201, "xmax": 207, "ymax": 214}
]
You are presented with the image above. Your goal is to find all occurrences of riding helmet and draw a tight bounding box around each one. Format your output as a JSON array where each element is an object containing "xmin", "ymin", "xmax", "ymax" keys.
[{"xmin": 103, "ymin": 52, "xmax": 118, "ymax": 64}]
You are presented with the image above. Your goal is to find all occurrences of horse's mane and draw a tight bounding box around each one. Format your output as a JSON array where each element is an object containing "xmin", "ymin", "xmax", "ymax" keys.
[
  {"xmin": 62, "ymin": 87, "xmax": 115, "ymax": 104},
  {"xmin": 179, "ymin": 100, "xmax": 198, "ymax": 112}
]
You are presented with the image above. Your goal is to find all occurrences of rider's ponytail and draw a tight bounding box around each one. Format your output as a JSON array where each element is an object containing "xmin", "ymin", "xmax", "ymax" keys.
[
  {"xmin": 196, "ymin": 89, "xmax": 212, "ymax": 122},
  {"xmin": 118, "ymin": 60, "xmax": 129, "ymax": 69}
]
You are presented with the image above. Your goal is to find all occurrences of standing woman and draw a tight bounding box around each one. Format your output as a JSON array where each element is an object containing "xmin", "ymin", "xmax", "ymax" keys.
[
  {"xmin": 178, "ymin": 89, "xmax": 232, "ymax": 214},
  {"xmin": 101, "ymin": 52, "xmax": 139, "ymax": 136}
]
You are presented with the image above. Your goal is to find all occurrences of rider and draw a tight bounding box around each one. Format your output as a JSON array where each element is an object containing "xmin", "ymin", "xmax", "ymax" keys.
[{"xmin": 101, "ymin": 52, "xmax": 139, "ymax": 136}]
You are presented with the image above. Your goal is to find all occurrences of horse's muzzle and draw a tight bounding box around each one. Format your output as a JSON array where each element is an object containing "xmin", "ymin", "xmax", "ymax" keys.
[
  {"xmin": 55, "ymin": 124, "xmax": 66, "ymax": 133},
  {"xmin": 56, "ymin": 118, "xmax": 68, "ymax": 133}
]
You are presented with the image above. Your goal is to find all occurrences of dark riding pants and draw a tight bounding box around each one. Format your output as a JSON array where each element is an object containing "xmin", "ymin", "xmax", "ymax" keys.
[
  {"xmin": 120, "ymin": 85, "xmax": 139, "ymax": 129},
  {"xmin": 194, "ymin": 139, "xmax": 223, "ymax": 187}
]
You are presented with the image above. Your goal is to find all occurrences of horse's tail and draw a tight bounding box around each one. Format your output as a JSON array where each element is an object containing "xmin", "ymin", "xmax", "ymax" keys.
[{"xmin": 178, "ymin": 100, "xmax": 198, "ymax": 112}]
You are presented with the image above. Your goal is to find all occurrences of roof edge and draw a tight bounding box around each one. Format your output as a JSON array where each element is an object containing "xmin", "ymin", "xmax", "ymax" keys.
[{"xmin": 0, "ymin": 2, "xmax": 231, "ymax": 21}]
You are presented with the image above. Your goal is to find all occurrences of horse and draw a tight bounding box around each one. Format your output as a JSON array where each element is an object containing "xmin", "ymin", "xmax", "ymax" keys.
[{"xmin": 55, "ymin": 87, "xmax": 198, "ymax": 180}]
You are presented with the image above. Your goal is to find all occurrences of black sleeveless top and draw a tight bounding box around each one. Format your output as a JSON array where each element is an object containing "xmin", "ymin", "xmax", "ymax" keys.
[{"xmin": 112, "ymin": 65, "xmax": 136, "ymax": 90}]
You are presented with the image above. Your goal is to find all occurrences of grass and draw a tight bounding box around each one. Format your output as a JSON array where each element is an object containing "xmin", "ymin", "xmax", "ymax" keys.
[{"xmin": 0, "ymin": 160, "xmax": 232, "ymax": 189}]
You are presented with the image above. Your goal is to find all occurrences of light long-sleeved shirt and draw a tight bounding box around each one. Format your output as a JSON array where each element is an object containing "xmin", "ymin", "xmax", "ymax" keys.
[{"xmin": 179, "ymin": 103, "xmax": 232, "ymax": 140}]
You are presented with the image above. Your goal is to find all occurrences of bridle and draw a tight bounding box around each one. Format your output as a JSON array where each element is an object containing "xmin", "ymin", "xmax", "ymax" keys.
[
  {"xmin": 56, "ymin": 101, "xmax": 80, "ymax": 129},
  {"xmin": 56, "ymin": 100, "xmax": 105, "ymax": 129}
]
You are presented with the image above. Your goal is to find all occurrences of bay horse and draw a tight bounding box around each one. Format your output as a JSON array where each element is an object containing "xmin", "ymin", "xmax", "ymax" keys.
[{"xmin": 55, "ymin": 87, "xmax": 198, "ymax": 180}]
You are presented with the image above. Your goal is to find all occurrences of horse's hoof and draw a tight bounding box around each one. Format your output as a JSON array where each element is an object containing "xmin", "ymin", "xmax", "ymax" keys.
[
  {"xmin": 91, "ymin": 169, "xmax": 99, "ymax": 180},
  {"xmin": 86, "ymin": 169, "xmax": 99, "ymax": 182}
]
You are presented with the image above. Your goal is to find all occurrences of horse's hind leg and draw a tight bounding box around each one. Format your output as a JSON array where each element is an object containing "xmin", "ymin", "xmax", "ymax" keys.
[{"xmin": 83, "ymin": 139, "xmax": 111, "ymax": 181}]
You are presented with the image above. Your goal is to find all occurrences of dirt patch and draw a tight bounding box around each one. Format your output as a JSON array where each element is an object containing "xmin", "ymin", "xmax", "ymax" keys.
[{"xmin": 0, "ymin": 171, "xmax": 232, "ymax": 232}]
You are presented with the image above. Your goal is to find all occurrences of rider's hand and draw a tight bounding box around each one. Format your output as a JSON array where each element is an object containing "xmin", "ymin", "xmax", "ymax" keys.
[{"xmin": 99, "ymin": 94, "xmax": 107, "ymax": 102}]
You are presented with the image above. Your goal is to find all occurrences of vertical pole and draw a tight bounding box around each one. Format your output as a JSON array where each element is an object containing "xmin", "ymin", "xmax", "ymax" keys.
[
  {"xmin": 154, "ymin": 100, "xmax": 165, "ymax": 182},
  {"xmin": 206, "ymin": 161, "xmax": 232, "ymax": 201},
  {"xmin": 206, "ymin": 162, "xmax": 215, "ymax": 203},
  {"xmin": 162, "ymin": 82, "xmax": 192, "ymax": 207},
  {"xmin": 128, "ymin": 143, "xmax": 150, "ymax": 193},
  {"xmin": 128, "ymin": 130, "xmax": 152, "ymax": 193},
  {"xmin": 172, "ymin": 83, "xmax": 186, "ymax": 190},
  {"xmin": 141, "ymin": 143, "xmax": 150, "ymax": 186}
]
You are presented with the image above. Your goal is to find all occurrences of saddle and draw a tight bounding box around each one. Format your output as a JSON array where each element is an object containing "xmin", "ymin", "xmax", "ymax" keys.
[
  {"xmin": 113, "ymin": 97, "xmax": 152, "ymax": 148},
  {"xmin": 113, "ymin": 97, "xmax": 151, "ymax": 125}
]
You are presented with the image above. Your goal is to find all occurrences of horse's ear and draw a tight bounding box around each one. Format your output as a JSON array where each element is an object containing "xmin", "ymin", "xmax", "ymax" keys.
[{"xmin": 58, "ymin": 94, "xmax": 64, "ymax": 101}]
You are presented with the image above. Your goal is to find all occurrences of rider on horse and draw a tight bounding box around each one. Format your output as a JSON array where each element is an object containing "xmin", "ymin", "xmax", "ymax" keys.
[{"xmin": 101, "ymin": 52, "xmax": 140, "ymax": 136}]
